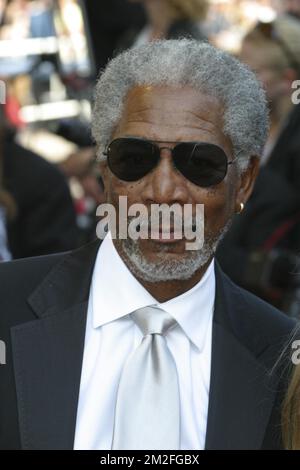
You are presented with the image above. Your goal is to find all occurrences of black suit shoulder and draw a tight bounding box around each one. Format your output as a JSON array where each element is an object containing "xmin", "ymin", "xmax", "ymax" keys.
[
  {"xmin": 0, "ymin": 238, "xmax": 99, "ymax": 329},
  {"xmin": 4, "ymin": 141, "xmax": 68, "ymax": 205},
  {"xmin": 216, "ymin": 266, "xmax": 296, "ymax": 361},
  {"xmin": 0, "ymin": 251, "xmax": 67, "ymax": 329}
]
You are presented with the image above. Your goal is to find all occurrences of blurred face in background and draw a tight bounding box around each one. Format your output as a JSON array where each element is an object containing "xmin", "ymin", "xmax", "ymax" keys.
[
  {"xmin": 284, "ymin": 0, "xmax": 300, "ymax": 18},
  {"xmin": 240, "ymin": 39, "xmax": 296, "ymax": 110},
  {"xmin": 129, "ymin": 0, "xmax": 207, "ymax": 22}
]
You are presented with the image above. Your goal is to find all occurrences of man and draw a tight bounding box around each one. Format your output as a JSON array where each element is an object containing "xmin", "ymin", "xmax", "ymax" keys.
[{"xmin": 0, "ymin": 39, "xmax": 295, "ymax": 450}]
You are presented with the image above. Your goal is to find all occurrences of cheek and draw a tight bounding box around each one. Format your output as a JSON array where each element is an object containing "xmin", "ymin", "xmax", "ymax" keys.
[
  {"xmin": 107, "ymin": 174, "xmax": 236, "ymax": 234},
  {"xmin": 107, "ymin": 176, "xmax": 144, "ymax": 207},
  {"xmin": 197, "ymin": 183, "xmax": 235, "ymax": 234}
]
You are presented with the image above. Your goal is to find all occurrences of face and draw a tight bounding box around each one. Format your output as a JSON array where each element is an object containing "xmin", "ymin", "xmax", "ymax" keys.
[
  {"xmin": 285, "ymin": 0, "xmax": 300, "ymax": 17},
  {"xmin": 240, "ymin": 41, "xmax": 286, "ymax": 105},
  {"xmin": 100, "ymin": 85, "xmax": 258, "ymax": 282}
]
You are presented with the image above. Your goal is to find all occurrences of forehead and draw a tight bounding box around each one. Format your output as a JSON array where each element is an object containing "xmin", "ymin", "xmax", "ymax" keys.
[{"xmin": 113, "ymin": 85, "xmax": 231, "ymax": 151}]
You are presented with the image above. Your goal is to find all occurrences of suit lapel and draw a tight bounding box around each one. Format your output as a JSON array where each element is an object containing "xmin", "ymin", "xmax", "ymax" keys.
[
  {"xmin": 205, "ymin": 264, "xmax": 280, "ymax": 449},
  {"xmin": 11, "ymin": 240, "xmax": 101, "ymax": 449},
  {"xmin": 11, "ymin": 303, "xmax": 88, "ymax": 450},
  {"xmin": 205, "ymin": 323, "xmax": 279, "ymax": 449}
]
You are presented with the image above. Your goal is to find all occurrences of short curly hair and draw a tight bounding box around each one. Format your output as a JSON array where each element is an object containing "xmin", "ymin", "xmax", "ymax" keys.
[{"xmin": 92, "ymin": 39, "xmax": 269, "ymax": 172}]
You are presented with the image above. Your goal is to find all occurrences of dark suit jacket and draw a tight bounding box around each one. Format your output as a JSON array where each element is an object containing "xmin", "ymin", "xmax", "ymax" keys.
[
  {"xmin": 0, "ymin": 240, "xmax": 296, "ymax": 449},
  {"xmin": 217, "ymin": 166, "xmax": 300, "ymax": 286},
  {"xmin": 266, "ymin": 104, "xmax": 300, "ymax": 193}
]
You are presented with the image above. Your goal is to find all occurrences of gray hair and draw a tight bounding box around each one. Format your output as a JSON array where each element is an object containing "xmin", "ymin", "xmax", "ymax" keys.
[{"xmin": 92, "ymin": 39, "xmax": 269, "ymax": 172}]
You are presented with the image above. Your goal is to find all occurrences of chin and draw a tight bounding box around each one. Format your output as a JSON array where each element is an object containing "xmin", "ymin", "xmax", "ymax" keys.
[
  {"xmin": 139, "ymin": 238, "xmax": 190, "ymax": 256},
  {"xmin": 119, "ymin": 238, "xmax": 212, "ymax": 283}
]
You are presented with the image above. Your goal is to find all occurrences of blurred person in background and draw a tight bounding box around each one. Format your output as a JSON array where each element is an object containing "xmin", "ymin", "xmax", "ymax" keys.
[
  {"xmin": 29, "ymin": 0, "xmax": 56, "ymax": 38},
  {"xmin": 0, "ymin": 0, "xmax": 36, "ymax": 78},
  {"xmin": 240, "ymin": 14, "xmax": 300, "ymax": 190},
  {"xmin": 0, "ymin": 110, "xmax": 80, "ymax": 258},
  {"xmin": 0, "ymin": 116, "xmax": 14, "ymax": 261},
  {"xmin": 216, "ymin": 165, "xmax": 300, "ymax": 313},
  {"xmin": 0, "ymin": 0, "xmax": 6, "ymax": 23},
  {"xmin": 117, "ymin": 0, "xmax": 208, "ymax": 51},
  {"xmin": 28, "ymin": 0, "xmax": 60, "ymax": 102},
  {"xmin": 83, "ymin": 0, "xmax": 146, "ymax": 73},
  {"xmin": 217, "ymin": 14, "xmax": 300, "ymax": 316},
  {"xmin": 284, "ymin": 0, "xmax": 300, "ymax": 20},
  {"xmin": 0, "ymin": 0, "xmax": 29, "ymax": 39}
]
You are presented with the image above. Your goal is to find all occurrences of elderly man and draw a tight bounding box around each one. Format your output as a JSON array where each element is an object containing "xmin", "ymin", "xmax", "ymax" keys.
[{"xmin": 0, "ymin": 39, "xmax": 295, "ymax": 450}]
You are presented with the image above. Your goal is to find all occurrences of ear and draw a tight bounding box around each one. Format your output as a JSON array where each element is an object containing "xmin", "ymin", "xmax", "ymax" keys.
[{"xmin": 235, "ymin": 156, "xmax": 260, "ymax": 212}]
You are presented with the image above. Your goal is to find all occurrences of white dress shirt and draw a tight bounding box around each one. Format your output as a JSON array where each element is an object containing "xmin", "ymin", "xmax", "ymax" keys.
[{"xmin": 74, "ymin": 233, "xmax": 215, "ymax": 450}]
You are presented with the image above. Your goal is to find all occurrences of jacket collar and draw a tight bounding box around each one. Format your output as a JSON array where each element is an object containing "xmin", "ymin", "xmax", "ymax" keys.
[
  {"xmin": 205, "ymin": 266, "xmax": 281, "ymax": 449},
  {"xmin": 27, "ymin": 239, "xmax": 101, "ymax": 318}
]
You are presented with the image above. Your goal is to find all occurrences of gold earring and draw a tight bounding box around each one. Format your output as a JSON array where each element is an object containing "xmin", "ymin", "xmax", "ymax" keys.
[{"xmin": 238, "ymin": 202, "xmax": 244, "ymax": 214}]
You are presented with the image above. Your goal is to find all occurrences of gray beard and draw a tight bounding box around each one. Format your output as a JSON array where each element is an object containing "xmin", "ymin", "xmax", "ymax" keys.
[{"xmin": 117, "ymin": 220, "xmax": 232, "ymax": 283}]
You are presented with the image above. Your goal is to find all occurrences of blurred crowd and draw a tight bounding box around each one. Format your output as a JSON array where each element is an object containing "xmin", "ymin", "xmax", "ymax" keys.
[{"xmin": 1, "ymin": 0, "xmax": 300, "ymax": 317}]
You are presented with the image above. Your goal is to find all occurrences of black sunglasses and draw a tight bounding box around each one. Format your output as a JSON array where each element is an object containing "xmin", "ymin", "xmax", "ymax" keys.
[{"xmin": 103, "ymin": 137, "xmax": 236, "ymax": 187}]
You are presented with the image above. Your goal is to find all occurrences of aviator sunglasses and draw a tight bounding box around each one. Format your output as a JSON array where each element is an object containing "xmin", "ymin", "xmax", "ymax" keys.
[{"xmin": 103, "ymin": 137, "xmax": 236, "ymax": 188}]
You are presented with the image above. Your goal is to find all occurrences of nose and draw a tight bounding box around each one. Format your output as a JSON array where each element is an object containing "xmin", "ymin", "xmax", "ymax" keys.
[{"xmin": 141, "ymin": 148, "xmax": 190, "ymax": 205}]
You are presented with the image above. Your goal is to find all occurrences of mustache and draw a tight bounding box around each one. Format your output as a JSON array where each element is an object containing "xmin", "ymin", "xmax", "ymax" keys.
[{"xmin": 123, "ymin": 215, "xmax": 200, "ymax": 232}]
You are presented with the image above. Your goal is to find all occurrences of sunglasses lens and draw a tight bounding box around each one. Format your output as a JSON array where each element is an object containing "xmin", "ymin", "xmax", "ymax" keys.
[
  {"xmin": 173, "ymin": 143, "xmax": 228, "ymax": 187},
  {"xmin": 107, "ymin": 138, "xmax": 158, "ymax": 181}
]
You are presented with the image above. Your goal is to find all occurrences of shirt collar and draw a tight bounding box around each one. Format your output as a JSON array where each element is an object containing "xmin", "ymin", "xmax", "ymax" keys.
[
  {"xmin": 91, "ymin": 233, "xmax": 156, "ymax": 329},
  {"xmin": 159, "ymin": 259, "xmax": 215, "ymax": 352},
  {"xmin": 90, "ymin": 233, "xmax": 215, "ymax": 352}
]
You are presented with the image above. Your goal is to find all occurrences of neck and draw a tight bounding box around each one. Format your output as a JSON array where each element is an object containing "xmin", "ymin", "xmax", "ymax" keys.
[
  {"xmin": 144, "ymin": 0, "xmax": 180, "ymax": 38},
  {"xmin": 135, "ymin": 258, "xmax": 212, "ymax": 303}
]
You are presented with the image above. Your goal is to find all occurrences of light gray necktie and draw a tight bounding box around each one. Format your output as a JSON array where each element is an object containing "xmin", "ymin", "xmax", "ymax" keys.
[{"xmin": 111, "ymin": 306, "xmax": 180, "ymax": 450}]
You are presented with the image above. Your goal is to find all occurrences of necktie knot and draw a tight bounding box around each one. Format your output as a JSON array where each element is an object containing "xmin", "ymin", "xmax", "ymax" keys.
[
  {"xmin": 131, "ymin": 306, "xmax": 176, "ymax": 337},
  {"xmin": 112, "ymin": 304, "xmax": 180, "ymax": 449}
]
